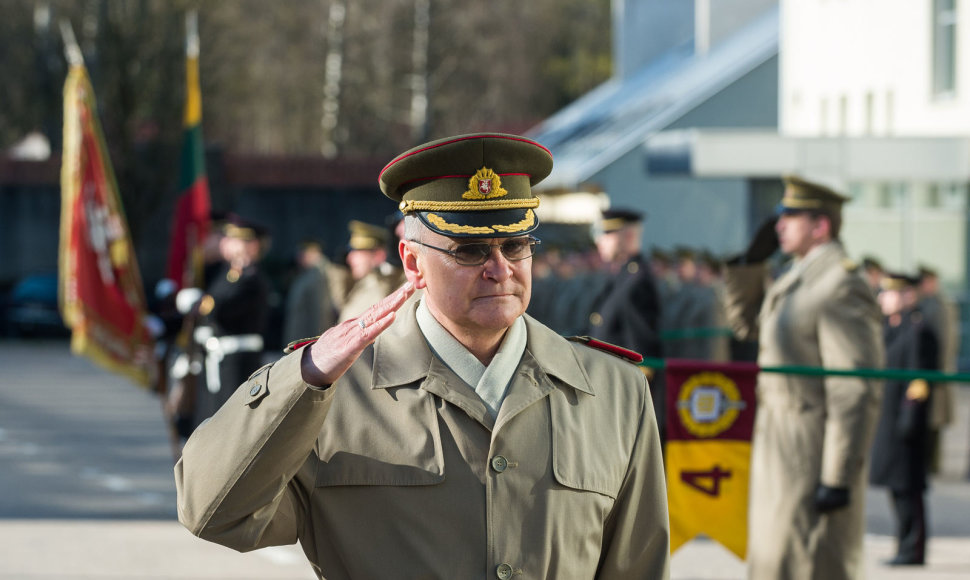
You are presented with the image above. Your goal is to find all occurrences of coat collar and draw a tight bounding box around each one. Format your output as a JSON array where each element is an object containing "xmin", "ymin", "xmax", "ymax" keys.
[
  {"xmin": 371, "ymin": 300, "xmax": 594, "ymax": 396},
  {"xmin": 771, "ymin": 241, "xmax": 845, "ymax": 297},
  {"xmin": 522, "ymin": 315, "xmax": 595, "ymax": 396}
]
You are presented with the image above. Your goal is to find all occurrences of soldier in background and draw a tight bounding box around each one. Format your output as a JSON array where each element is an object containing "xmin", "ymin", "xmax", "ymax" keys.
[
  {"xmin": 916, "ymin": 264, "xmax": 961, "ymax": 474},
  {"xmin": 585, "ymin": 208, "xmax": 664, "ymax": 432},
  {"xmin": 650, "ymin": 247, "xmax": 679, "ymax": 305},
  {"xmin": 283, "ymin": 240, "xmax": 337, "ymax": 344},
  {"xmin": 870, "ymin": 272, "xmax": 938, "ymax": 566},
  {"xmin": 164, "ymin": 211, "xmax": 231, "ymax": 446},
  {"xmin": 193, "ymin": 215, "xmax": 272, "ymax": 426},
  {"xmin": 862, "ymin": 255, "xmax": 886, "ymax": 297},
  {"xmin": 536, "ymin": 223, "xmax": 604, "ymax": 336},
  {"xmin": 664, "ymin": 247, "xmax": 718, "ymax": 360},
  {"xmin": 338, "ymin": 220, "xmax": 406, "ymax": 322},
  {"xmin": 722, "ymin": 176, "xmax": 884, "ymax": 580},
  {"xmin": 697, "ymin": 250, "xmax": 730, "ymax": 362}
]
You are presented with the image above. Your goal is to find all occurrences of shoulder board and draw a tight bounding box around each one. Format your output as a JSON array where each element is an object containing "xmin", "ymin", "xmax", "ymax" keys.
[
  {"xmin": 841, "ymin": 258, "xmax": 859, "ymax": 272},
  {"xmin": 284, "ymin": 336, "xmax": 319, "ymax": 354},
  {"xmin": 567, "ymin": 335, "xmax": 644, "ymax": 364},
  {"xmin": 247, "ymin": 362, "xmax": 273, "ymax": 381}
]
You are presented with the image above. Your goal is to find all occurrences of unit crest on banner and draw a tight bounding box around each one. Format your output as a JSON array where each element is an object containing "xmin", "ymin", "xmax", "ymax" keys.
[{"xmin": 665, "ymin": 360, "xmax": 758, "ymax": 559}]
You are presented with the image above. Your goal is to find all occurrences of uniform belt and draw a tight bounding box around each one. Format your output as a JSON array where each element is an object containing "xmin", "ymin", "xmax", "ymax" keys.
[{"xmin": 194, "ymin": 327, "xmax": 264, "ymax": 393}]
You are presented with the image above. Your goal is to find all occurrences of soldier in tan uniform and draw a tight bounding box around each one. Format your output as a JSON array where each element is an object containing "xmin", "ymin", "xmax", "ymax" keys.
[
  {"xmin": 722, "ymin": 176, "xmax": 884, "ymax": 580},
  {"xmin": 916, "ymin": 264, "xmax": 960, "ymax": 474},
  {"xmin": 337, "ymin": 220, "xmax": 406, "ymax": 322},
  {"xmin": 175, "ymin": 132, "xmax": 670, "ymax": 579}
]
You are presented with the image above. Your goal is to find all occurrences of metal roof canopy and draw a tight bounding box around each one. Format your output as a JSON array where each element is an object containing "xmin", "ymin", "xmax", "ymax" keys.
[{"xmin": 527, "ymin": 6, "xmax": 779, "ymax": 189}]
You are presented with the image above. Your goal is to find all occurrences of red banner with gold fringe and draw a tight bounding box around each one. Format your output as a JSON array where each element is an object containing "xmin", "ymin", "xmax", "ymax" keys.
[{"xmin": 59, "ymin": 61, "xmax": 154, "ymax": 387}]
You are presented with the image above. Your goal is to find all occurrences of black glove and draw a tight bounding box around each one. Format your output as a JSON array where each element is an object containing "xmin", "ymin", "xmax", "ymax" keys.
[
  {"xmin": 814, "ymin": 485, "xmax": 850, "ymax": 513},
  {"xmin": 742, "ymin": 216, "xmax": 779, "ymax": 263}
]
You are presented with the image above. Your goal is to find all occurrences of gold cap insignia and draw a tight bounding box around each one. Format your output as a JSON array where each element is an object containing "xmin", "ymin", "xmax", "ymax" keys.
[{"xmin": 463, "ymin": 167, "xmax": 508, "ymax": 200}]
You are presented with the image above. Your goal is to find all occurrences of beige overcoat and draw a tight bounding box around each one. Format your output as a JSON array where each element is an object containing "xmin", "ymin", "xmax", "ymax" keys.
[
  {"xmin": 175, "ymin": 303, "xmax": 670, "ymax": 579},
  {"xmin": 722, "ymin": 242, "xmax": 883, "ymax": 580}
]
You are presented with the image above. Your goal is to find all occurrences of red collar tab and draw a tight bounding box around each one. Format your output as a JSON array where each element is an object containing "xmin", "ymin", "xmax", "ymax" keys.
[
  {"xmin": 567, "ymin": 336, "xmax": 644, "ymax": 364},
  {"xmin": 284, "ymin": 336, "xmax": 319, "ymax": 354}
]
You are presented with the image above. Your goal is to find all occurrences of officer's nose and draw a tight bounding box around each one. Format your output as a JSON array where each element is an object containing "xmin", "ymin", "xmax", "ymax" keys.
[{"xmin": 482, "ymin": 246, "xmax": 513, "ymax": 282}]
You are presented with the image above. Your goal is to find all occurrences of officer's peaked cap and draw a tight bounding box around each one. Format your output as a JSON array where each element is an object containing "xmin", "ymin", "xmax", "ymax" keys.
[
  {"xmin": 779, "ymin": 175, "xmax": 849, "ymax": 215},
  {"xmin": 378, "ymin": 133, "xmax": 553, "ymax": 238},
  {"xmin": 600, "ymin": 208, "xmax": 644, "ymax": 233},
  {"xmin": 348, "ymin": 220, "xmax": 389, "ymax": 251}
]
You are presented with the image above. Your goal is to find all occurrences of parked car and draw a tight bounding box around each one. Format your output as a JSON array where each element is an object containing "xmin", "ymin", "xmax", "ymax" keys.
[{"xmin": 3, "ymin": 273, "xmax": 69, "ymax": 338}]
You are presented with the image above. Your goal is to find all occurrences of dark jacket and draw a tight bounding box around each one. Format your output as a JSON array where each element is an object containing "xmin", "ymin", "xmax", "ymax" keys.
[{"xmin": 869, "ymin": 308, "xmax": 939, "ymax": 492}]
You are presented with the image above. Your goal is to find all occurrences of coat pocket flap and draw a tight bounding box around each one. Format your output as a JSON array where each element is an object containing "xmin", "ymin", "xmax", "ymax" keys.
[{"xmin": 314, "ymin": 385, "xmax": 445, "ymax": 487}]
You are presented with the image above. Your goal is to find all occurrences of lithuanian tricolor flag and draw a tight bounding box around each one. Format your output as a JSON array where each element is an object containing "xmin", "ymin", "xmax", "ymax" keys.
[
  {"xmin": 665, "ymin": 359, "xmax": 758, "ymax": 559},
  {"xmin": 166, "ymin": 10, "xmax": 211, "ymax": 291}
]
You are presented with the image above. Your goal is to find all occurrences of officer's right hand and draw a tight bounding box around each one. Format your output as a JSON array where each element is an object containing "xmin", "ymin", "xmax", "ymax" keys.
[
  {"xmin": 300, "ymin": 281, "xmax": 415, "ymax": 386},
  {"xmin": 743, "ymin": 216, "xmax": 779, "ymax": 263}
]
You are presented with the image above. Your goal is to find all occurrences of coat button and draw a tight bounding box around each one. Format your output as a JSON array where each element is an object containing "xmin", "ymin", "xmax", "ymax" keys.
[
  {"xmin": 491, "ymin": 455, "xmax": 508, "ymax": 473},
  {"xmin": 589, "ymin": 312, "xmax": 603, "ymax": 326},
  {"xmin": 496, "ymin": 563, "xmax": 513, "ymax": 579},
  {"xmin": 249, "ymin": 384, "xmax": 262, "ymax": 396}
]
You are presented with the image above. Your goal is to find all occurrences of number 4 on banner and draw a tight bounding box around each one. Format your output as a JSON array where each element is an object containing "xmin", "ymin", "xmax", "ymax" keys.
[{"xmin": 680, "ymin": 465, "xmax": 732, "ymax": 497}]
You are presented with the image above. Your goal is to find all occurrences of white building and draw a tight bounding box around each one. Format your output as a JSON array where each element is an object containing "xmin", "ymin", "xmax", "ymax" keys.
[
  {"xmin": 528, "ymin": 0, "xmax": 780, "ymax": 254},
  {"xmin": 692, "ymin": 0, "xmax": 970, "ymax": 294}
]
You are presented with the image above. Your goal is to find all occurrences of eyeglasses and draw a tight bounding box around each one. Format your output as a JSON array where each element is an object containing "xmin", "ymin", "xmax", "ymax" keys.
[{"xmin": 408, "ymin": 236, "xmax": 541, "ymax": 266}]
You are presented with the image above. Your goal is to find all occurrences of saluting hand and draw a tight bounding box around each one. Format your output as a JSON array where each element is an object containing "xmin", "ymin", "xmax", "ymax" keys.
[{"xmin": 300, "ymin": 281, "xmax": 415, "ymax": 386}]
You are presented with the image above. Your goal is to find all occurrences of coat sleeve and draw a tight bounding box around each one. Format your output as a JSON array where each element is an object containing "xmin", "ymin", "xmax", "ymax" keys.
[
  {"xmin": 174, "ymin": 345, "xmax": 335, "ymax": 552},
  {"xmin": 721, "ymin": 262, "xmax": 768, "ymax": 342},
  {"xmin": 817, "ymin": 275, "xmax": 884, "ymax": 487},
  {"xmin": 596, "ymin": 370, "xmax": 671, "ymax": 579}
]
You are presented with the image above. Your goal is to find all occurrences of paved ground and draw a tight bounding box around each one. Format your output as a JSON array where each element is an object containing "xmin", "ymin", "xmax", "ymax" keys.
[{"xmin": 1, "ymin": 339, "xmax": 968, "ymax": 579}]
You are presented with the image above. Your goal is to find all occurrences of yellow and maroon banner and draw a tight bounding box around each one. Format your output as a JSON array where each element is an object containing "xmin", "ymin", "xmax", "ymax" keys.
[
  {"xmin": 665, "ymin": 359, "xmax": 758, "ymax": 559},
  {"xmin": 59, "ymin": 61, "xmax": 154, "ymax": 387}
]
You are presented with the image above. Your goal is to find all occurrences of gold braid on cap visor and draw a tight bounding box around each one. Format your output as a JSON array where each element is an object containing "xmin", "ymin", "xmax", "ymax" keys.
[
  {"xmin": 399, "ymin": 198, "xmax": 540, "ymax": 234},
  {"xmin": 398, "ymin": 197, "xmax": 540, "ymax": 213}
]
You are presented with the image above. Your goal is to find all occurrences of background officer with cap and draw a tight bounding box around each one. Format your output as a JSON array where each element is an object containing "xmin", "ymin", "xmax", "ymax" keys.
[
  {"xmin": 722, "ymin": 175, "xmax": 884, "ymax": 580},
  {"xmin": 337, "ymin": 219, "xmax": 406, "ymax": 322},
  {"xmin": 175, "ymin": 132, "xmax": 670, "ymax": 579},
  {"xmin": 869, "ymin": 271, "xmax": 938, "ymax": 566},
  {"xmin": 584, "ymin": 207, "xmax": 664, "ymax": 432},
  {"xmin": 192, "ymin": 214, "xmax": 272, "ymax": 427}
]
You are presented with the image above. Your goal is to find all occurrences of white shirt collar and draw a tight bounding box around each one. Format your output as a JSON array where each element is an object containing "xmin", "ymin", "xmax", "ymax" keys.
[{"xmin": 416, "ymin": 299, "xmax": 527, "ymax": 418}]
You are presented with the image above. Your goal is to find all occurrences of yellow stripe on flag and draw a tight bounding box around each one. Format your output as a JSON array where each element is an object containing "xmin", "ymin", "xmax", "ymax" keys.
[{"xmin": 184, "ymin": 55, "xmax": 202, "ymax": 126}]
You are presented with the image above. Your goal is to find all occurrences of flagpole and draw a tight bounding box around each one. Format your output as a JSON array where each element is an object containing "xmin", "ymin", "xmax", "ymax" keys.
[
  {"xmin": 186, "ymin": 10, "xmax": 199, "ymax": 58},
  {"xmin": 59, "ymin": 20, "xmax": 83, "ymax": 67}
]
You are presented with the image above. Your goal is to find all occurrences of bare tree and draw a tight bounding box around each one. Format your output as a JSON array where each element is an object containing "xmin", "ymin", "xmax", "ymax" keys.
[{"xmin": 1, "ymin": 0, "xmax": 612, "ymax": 163}]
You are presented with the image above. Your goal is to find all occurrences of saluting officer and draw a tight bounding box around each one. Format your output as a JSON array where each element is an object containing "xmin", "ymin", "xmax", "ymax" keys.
[
  {"xmin": 175, "ymin": 132, "xmax": 670, "ymax": 579},
  {"xmin": 722, "ymin": 176, "xmax": 884, "ymax": 580}
]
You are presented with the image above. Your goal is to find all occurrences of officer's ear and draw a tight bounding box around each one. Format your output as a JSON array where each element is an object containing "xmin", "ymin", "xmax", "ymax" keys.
[
  {"xmin": 400, "ymin": 239, "xmax": 427, "ymax": 289},
  {"xmin": 810, "ymin": 213, "xmax": 833, "ymax": 243}
]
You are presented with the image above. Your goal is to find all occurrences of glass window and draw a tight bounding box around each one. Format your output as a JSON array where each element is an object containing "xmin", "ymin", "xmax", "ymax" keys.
[
  {"xmin": 933, "ymin": 0, "xmax": 957, "ymax": 97},
  {"xmin": 942, "ymin": 182, "xmax": 969, "ymax": 209},
  {"xmin": 925, "ymin": 183, "xmax": 941, "ymax": 208}
]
